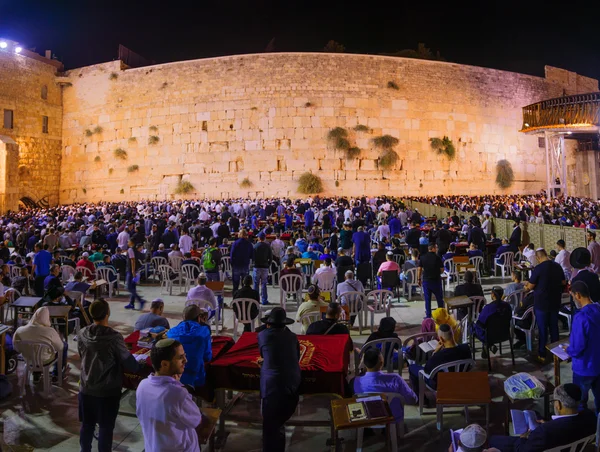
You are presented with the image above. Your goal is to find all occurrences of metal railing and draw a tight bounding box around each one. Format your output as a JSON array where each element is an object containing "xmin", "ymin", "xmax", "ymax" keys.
[{"xmin": 522, "ymin": 92, "xmax": 600, "ymax": 130}]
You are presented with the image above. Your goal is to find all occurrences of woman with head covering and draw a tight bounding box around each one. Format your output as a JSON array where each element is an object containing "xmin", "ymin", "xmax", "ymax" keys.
[
  {"xmin": 366, "ymin": 317, "xmax": 401, "ymax": 367},
  {"xmin": 13, "ymin": 306, "xmax": 68, "ymax": 381}
]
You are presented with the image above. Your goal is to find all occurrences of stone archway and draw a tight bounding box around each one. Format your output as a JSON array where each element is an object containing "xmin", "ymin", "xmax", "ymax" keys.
[{"xmin": 0, "ymin": 135, "xmax": 20, "ymax": 213}]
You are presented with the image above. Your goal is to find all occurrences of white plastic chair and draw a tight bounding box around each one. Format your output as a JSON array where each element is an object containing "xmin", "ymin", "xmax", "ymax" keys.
[
  {"xmin": 298, "ymin": 311, "xmax": 322, "ymax": 334},
  {"xmin": 220, "ymin": 256, "xmax": 232, "ymax": 281},
  {"xmin": 469, "ymin": 296, "xmax": 487, "ymax": 322},
  {"xmin": 76, "ymin": 266, "xmax": 94, "ymax": 279},
  {"xmin": 443, "ymin": 258, "xmax": 457, "ymax": 283},
  {"xmin": 366, "ymin": 290, "xmax": 393, "ymax": 333},
  {"xmin": 3, "ymin": 287, "xmax": 21, "ymax": 324},
  {"xmin": 279, "ymin": 274, "xmax": 303, "ymax": 310},
  {"xmin": 356, "ymin": 392, "xmax": 403, "ymax": 451},
  {"xmin": 151, "ymin": 256, "xmax": 167, "ymax": 281},
  {"xmin": 181, "ymin": 264, "xmax": 199, "ymax": 292},
  {"xmin": 355, "ymin": 338, "xmax": 403, "ymax": 375},
  {"xmin": 231, "ymin": 298, "xmax": 260, "ymax": 341},
  {"xmin": 402, "ymin": 332, "xmax": 438, "ymax": 366},
  {"xmin": 340, "ymin": 290, "xmax": 366, "ymax": 334},
  {"xmin": 95, "ymin": 267, "xmax": 120, "ymax": 297},
  {"xmin": 513, "ymin": 306, "xmax": 536, "ymax": 352},
  {"xmin": 93, "ymin": 261, "xmax": 102, "ymax": 269},
  {"xmin": 158, "ymin": 264, "xmax": 176, "ymax": 295},
  {"xmin": 559, "ymin": 293, "xmax": 573, "ymax": 331},
  {"xmin": 268, "ymin": 261, "xmax": 281, "ymax": 288},
  {"xmin": 469, "ymin": 256, "xmax": 484, "ymax": 282},
  {"xmin": 543, "ymin": 433, "xmax": 595, "ymax": 452},
  {"xmin": 10, "ymin": 264, "xmax": 21, "ymax": 281},
  {"xmin": 169, "ymin": 256, "xmax": 183, "ymax": 286},
  {"xmin": 185, "ymin": 298, "xmax": 222, "ymax": 334},
  {"xmin": 505, "ymin": 289, "xmax": 525, "ymax": 312},
  {"xmin": 314, "ymin": 269, "xmax": 337, "ymax": 303},
  {"xmin": 14, "ymin": 340, "xmax": 62, "ymax": 397},
  {"xmin": 418, "ymin": 359, "xmax": 475, "ymax": 414},
  {"xmin": 403, "ymin": 267, "xmax": 421, "ymax": 301},
  {"xmin": 494, "ymin": 252, "xmax": 514, "ymax": 278},
  {"xmin": 61, "ymin": 265, "xmax": 76, "ymax": 283}
]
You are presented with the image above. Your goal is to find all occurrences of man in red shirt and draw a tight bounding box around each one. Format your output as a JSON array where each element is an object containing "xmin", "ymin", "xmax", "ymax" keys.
[{"xmin": 76, "ymin": 252, "xmax": 96, "ymax": 278}]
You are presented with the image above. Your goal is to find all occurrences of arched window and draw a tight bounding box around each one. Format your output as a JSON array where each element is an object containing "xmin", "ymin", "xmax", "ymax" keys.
[{"xmin": 41, "ymin": 85, "xmax": 48, "ymax": 100}]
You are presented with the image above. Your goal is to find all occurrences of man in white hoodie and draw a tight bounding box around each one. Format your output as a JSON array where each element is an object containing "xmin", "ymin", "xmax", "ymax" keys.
[{"xmin": 136, "ymin": 338, "xmax": 203, "ymax": 452}]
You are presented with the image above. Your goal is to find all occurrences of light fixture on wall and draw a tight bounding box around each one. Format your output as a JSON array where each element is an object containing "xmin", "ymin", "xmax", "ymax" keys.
[
  {"xmin": 0, "ymin": 42, "xmax": 7, "ymax": 49},
  {"xmin": 14, "ymin": 46, "xmax": 22, "ymax": 54}
]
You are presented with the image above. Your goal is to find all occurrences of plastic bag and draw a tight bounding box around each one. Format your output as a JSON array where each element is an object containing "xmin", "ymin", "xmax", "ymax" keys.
[{"xmin": 504, "ymin": 372, "xmax": 545, "ymax": 399}]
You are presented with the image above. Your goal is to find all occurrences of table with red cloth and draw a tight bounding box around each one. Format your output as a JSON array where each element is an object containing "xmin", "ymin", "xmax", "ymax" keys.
[
  {"xmin": 208, "ymin": 332, "xmax": 351, "ymax": 396},
  {"xmin": 122, "ymin": 331, "xmax": 234, "ymax": 399}
]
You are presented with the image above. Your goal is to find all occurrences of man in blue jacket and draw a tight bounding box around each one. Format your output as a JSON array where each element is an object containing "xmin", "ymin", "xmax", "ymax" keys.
[
  {"xmin": 167, "ymin": 305, "xmax": 212, "ymax": 387},
  {"xmin": 304, "ymin": 207, "xmax": 314, "ymax": 232},
  {"xmin": 566, "ymin": 280, "xmax": 600, "ymax": 413},
  {"xmin": 230, "ymin": 229, "xmax": 254, "ymax": 293}
]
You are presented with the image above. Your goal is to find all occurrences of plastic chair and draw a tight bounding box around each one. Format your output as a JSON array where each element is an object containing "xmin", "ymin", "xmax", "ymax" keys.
[
  {"xmin": 186, "ymin": 298, "xmax": 222, "ymax": 334},
  {"xmin": 403, "ymin": 267, "xmax": 421, "ymax": 301},
  {"xmin": 279, "ymin": 274, "xmax": 303, "ymax": 310},
  {"xmin": 381, "ymin": 271, "xmax": 401, "ymax": 301},
  {"xmin": 474, "ymin": 310, "xmax": 515, "ymax": 370},
  {"xmin": 469, "ymin": 256, "xmax": 484, "ymax": 282},
  {"xmin": 402, "ymin": 332, "xmax": 438, "ymax": 366},
  {"xmin": 418, "ymin": 359, "xmax": 475, "ymax": 414},
  {"xmin": 231, "ymin": 298, "xmax": 260, "ymax": 341},
  {"xmin": 3, "ymin": 287, "xmax": 21, "ymax": 324},
  {"xmin": 469, "ymin": 296, "xmax": 487, "ymax": 322},
  {"xmin": 314, "ymin": 269, "xmax": 337, "ymax": 303},
  {"xmin": 494, "ymin": 252, "xmax": 514, "ymax": 278},
  {"xmin": 10, "ymin": 264, "xmax": 21, "ymax": 281},
  {"xmin": 181, "ymin": 264, "xmax": 200, "ymax": 292},
  {"xmin": 457, "ymin": 315, "xmax": 469, "ymax": 345},
  {"xmin": 505, "ymin": 289, "xmax": 525, "ymax": 311},
  {"xmin": 95, "ymin": 267, "xmax": 120, "ymax": 297},
  {"xmin": 14, "ymin": 340, "xmax": 62, "ymax": 397},
  {"xmin": 366, "ymin": 290, "xmax": 393, "ymax": 333},
  {"xmin": 391, "ymin": 253, "xmax": 405, "ymax": 267},
  {"xmin": 512, "ymin": 306, "xmax": 536, "ymax": 352},
  {"xmin": 340, "ymin": 291, "xmax": 366, "ymax": 334},
  {"xmin": 268, "ymin": 261, "xmax": 281, "ymax": 287},
  {"xmin": 355, "ymin": 338, "xmax": 403, "ymax": 375},
  {"xmin": 76, "ymin": 266, "xmax": 94, "ymax": 279},
  {"xmin": 61, "ymin": 265, "xmax": 76, "ymax": 283},
  {"xmin": 158, "ymin": 264, "xmax": 177, "ymax": 295},
  {"xmin": 93, "ymin": 261, "xmax": 102, "ymax": 269},
  {"xmin": 151, "ymin": 256, "xmax": 167, "ymax": 281},
  {"xmin": 169, "ymin": 256, "xmax": 183, "ymax": 285},
  {"xmin": 443, "ymin": 258, "xmax": 457, "ymax": 282},
  {"xmin": 543, "ymin": 433, "xmax": 595, "ymax": 452},
  {"xmin": 220, "ymin": 256, "xmax": 232, "ymax": 281},
  {"xmin": 298, "ymin": 311, "xmax": 321, "ymax": 334},
  {"xmin": 356, "ymin": 392, "xmax": 404, "ymax": 450}
]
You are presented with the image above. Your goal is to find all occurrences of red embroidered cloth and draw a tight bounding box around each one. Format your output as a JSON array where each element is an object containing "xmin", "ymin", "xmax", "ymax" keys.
[{"xmin": 208, "ymin": 332, "xmax": 351, "ymax": 396}]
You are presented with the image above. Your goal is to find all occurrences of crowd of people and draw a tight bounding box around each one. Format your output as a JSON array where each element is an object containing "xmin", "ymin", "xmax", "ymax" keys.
[{"xmin": 1, "ymin": 193, "xmax": 599, "ymax": 452}]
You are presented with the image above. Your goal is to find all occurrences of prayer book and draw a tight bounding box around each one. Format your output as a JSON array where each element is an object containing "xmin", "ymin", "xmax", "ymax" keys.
[
  {"xmin": 450, "ymin": 428, "xmax": 463, "ymax": 452},
  {"xmin": 418, "ymin": 339, "xmax": 440, "ymax": 354},
  {"xmin": 347, "ymin": 402, "xmax": 367, "ymax": 421},
  {"xmin": 549, "ymin": 344, "xmax": 569, "ymax": 361},
  {"xmin": 511, "ymin": 409, "xmax": 539, "ymax": 435}
]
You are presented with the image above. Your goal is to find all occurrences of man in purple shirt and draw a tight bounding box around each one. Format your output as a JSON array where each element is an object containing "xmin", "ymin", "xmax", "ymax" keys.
[
  {"xmin": 353, "ymin": 348, "xmax": 418, "ymax": 423},
  {"xmin": 351, "ymin": 226, "xmax": 371, "ymax": 266}
]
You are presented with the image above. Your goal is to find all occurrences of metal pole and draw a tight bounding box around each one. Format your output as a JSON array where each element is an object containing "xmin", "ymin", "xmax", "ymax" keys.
[
  {"xmin": 560, "ymin": 134, "xmax": 567, "ymax": 197},
  {"xmin": 544, "ymin": 131, "xmax": 551, "ymax": 200}
]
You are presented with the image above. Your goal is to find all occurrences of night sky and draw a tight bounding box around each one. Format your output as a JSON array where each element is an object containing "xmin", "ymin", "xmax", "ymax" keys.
[{"xmin": 2, "ymin": 0, "xmax": 600, "ymax": 81}]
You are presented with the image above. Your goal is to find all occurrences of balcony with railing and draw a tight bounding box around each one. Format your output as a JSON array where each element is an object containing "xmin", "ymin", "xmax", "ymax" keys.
[{"xmin": 521, "ymin": 92, "xmax": 600, "ymax": 132}]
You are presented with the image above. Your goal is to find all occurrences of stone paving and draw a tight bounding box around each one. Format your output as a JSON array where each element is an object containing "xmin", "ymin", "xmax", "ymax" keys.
[{"xmin": 0, "ymin": 273, "xmax": 575, "ymax": 451}]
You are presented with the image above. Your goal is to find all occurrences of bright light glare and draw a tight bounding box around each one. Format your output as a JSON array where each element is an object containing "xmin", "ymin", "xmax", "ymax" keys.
[
  {"xmin": 0, "ymin": 42, "xmax": 7, "ymax": 49},
  {"xmin": 14, "ymin": 46, "xmax": 22, "ymax": 54}
]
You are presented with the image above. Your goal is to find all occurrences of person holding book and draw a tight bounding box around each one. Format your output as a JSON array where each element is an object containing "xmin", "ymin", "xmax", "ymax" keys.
[
  {"xmin": 353, "ymin": 348, "xmax": 417, "ymax": 426},
  {"xmin": 566, "ymin": 280, "xmax": 600, "ymax": 413},
  {"xmin": 448, "ymin": 424, "xmax": 487, "ymax": 452},
  {"xmin": 488, "ymin": 383, "xmax": 596, "ymax": 452},
  {"xmin": 408, "ymin": 323, "xmax": 471, "ymax": 393}
]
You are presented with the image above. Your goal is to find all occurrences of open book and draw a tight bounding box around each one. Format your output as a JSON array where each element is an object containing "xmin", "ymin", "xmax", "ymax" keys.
[
  {"xmin": 549, "ymin": 344, "xmax": 569, "ymax": 361},
  {"xmin": 418, "ymin": 339, "xmax": 440, "ymax": 354},
  {"xmin": 511, "ymin": 409, "xmax": 539, "ymax": 435},
  {"xmin": 450, "ymin": 428, "xmax": 463, "ymax": 452}
]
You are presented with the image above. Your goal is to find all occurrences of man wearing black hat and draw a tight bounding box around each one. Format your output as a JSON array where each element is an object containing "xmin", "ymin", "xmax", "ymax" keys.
[
  {"xmin": 508, "ymin": 219, "xmax": 521, "ymax": 252},
  {"xmin": 570, "ymin": 247, "xmax": 600, "ymax": 303},
  {"xmin": 525, "ymin": 248, "xmax": 566, "ymax": 361},
  {"xmin": 257, "ymin": 307, "xmax": 300, "ymax": 452}
]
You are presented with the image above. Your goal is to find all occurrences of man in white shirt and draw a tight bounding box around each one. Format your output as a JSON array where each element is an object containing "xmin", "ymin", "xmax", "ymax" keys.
[
  {"xmin": 186, "ymin": 273, "xmax": 217, "ymax": 311},
  {"xmin": 376, "ymin": 222, "xmax": 390, "ymax": 242},
  {"xmin": 555, "ymin": 239, "xmax": 573, "ymax": 279},
  {"xmin": 136, "ymin": 339, "xmax": 203, "ymax": 452},
  {"xmin": 523, "ymin": 243, "xmax": 538, "ymax": 266},
  {"xmin": 312, "ymin": 257, "xmax": 336, "ymax": 292},
  {"xmin": 336, "ymin": 270, "xmax": 365, "ymax": 305},
  {"xmin": 270, "ymin": 233, "xmax": 286, "ymax": 263},
  {"xmin": 117, "ymin": 228, "xmax": 130, "ymax": 250},
  {"xmin": 482, "ymin": 212, "xmax": 492, "ymax": 237},
  {"xmin": 178, "ymin": 230, "xmax": 193, "ymax": 255}
]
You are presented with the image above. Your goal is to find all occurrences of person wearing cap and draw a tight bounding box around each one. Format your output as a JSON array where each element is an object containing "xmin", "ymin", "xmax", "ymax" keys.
[
  {"xmin": 565, "ymin": 281, "xmax": 600, "ymax": 413},
  {"xmin": 509, "ymin": 219, "xmax": 521, "ymax": 252},
  {"xmin": 117, "ymin": 225, "xmax": 130, "ymax": 250},
  {"xmin": 178, "ymin": 229, "xmax": 193, "ymax": 255},
  {"xmin": 525, "ymin": 248, "xmax": 566, "ymax": 361},
  {"xmin": 78, "ymin": 298, "xmax": 145, "ymax": 452},
  {"xmin": 304, "ymin": 206, "xmax": 315, "ymax": 232},
  {"xmin": 134, "ymin": 298, "xmax": 170, "ymax": 331},
  {"xmin": 296, "ymin": 285, "xmax": 328, "ymax": 334},
  {"xmin": 89, "ymin": 247, "xmax": 105, "ymax": 263},
  {"xmin": 167, "ymin": 305, "xmax": 212, "ymax": 387},
  {"xmin": 257, "ymin": 307, "xmax": 301, "ymax": 451},
  {"xmin": 473, "ymin": 286, "xmax": 511, "ymax": 358},
  {"xmin": 253, "ymin": 232, "xmax": 273, "ymax": 305},
  {"xmin": 404, "ymin": 222, "xmax": 421, "ymax": 250},
  {"xmin": 377, "ymin": 250, "xmax": 400, "ymax": 277},
  {"xmin": 570, "ymin": 247, "xmax": 600, "ymax": 303},
  {"xmin": 353, "ymin": 348, "xmax": 417, "ymax": 427},
  {"xmin": 587, "ymin": 230, "xmax": 600, "ymax": 273},
  {"xmin": 76, "ymin": 251, "xmax": 96, "ymax": 278},
  {"xmin": 522, "ymin": 243, "xmax": 538, "ymax": 266},
  {"xmin": 450, "ymin": 424, "xmax": 487, "ymax": 452},
  {"xmin": 230, "ymin": 229, "xmax": 254, "ymax": 293},
  {"xmin": 489, "ymin": 383, "xmax": 596, "ymax": 452},
  {"xmin": 43, "ymin": 263, "xmax": 62, "ymax": 292},
  {"xmin": 186, "ymin": 273, "xmax": 217, "ymax": 314},
  {"xmin": 136, "ymin": 338, "xmax": 203, "ymax": 452}
]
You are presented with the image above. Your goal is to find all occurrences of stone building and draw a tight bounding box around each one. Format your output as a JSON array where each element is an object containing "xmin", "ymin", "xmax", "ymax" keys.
[{"xmin": 0, "ymin": 42, "xmax": 598, "ymax": 210}]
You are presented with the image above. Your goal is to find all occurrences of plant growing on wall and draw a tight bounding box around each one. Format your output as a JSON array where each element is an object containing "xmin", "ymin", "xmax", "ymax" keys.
[
  {"xmin": 174, "ymin": 180, "xmax": 195, "ymax": 195},
  {"xmin": 120, "ymin": 188, "xmax": 124, "ymax": 194},
  {"xmin": 372, "ymin": 135, "xmax": 400, "ymax": 169},
  {"xmin": 387, "ymin": 81, "xmax": 400, "ymax": 90},
  {"xmin": 127, "ymin": 165, "xmax": 139, "ymax": 173},
  {"xmin": 114, "ymin": 148, "xmax": 127, "ymax": 159},
  {"xmin": 496, "ymin": 159, "xmax": 515, "ymax": 189},
  {"xmin": 82, "ymin": 188, "xmax": 87, "ymax": 194},
  {"xmin": 94, "ymin": 156, "xmax": 101, "ymax": 162},
  {"xmin": 353, "ymin": 124, "xmax": 370, "ymax": 133},
  {"xmin": 109, "ymin": 168, "xmax": 114, "ymax": 175},
  {"xmin": 378, "ymin": 150, "xmax": 399, "ymax": 169},
  {"xmin": 298, "ymin": 172, "xmax": 323, "ymax": 194},
  {"xmin": 160, "ymin": 82, "xmax": 168, "ymax": 89},
  {"xmin": 109, "ymin": 72, "xmax": 118, "ymax": 80},
  {"xmin": 372, "ymin": 135, "xmax": 399, "ymax": 149},
  {"xmin": 347, "ymin": 147, "xmax": 361, "ymax": 159},
  {"xmin": 149, "ymin": 125, "xmax": 158, "ymax": 132},
  {"xmin": 128, "ymin": 137, "xmax": 137, "ymax": 143},
  {"xmin": 148, "ymin": 135, "xmax": 160, "ymax": 145},
  {"xmin": 429, "ymin": 136, "xmax": 456, "ymax": 160},
  {"xmin": 240, "ymin": 178, "xmax": 253, "ymax": 188},
  {"xmin": 84, "ymin": 129, "xmax": 93, "ymax": 137},
  {"xmin": 305, "ymin": 102, "xmax": 313, "ymax": 107},
  {"xmin": 335, "ymin": 180, "xmax": 340, "ymax": 187},
  {"xmin": 93, "ymin": 126, "xmax": 103, "ymax": 134}
]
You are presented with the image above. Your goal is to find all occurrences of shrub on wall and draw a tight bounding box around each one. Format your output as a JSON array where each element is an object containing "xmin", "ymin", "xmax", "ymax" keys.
[
  {"xmin": 127, "ymin": 165, "xmax": 139, "ymax": 173},
  {"xmin": 149, "ymin": 125, "xmax": 158, "ymax": 132},
  {"xmin": 84, "ymin": 129, "xmax": 93, "ymax": 137},
  {"xmin": 148, "ymin": 135, "xmax": 159, "ymax": 145},
  {"xmin": 353, "ymin": 124, "xmax": 370, "ymax": 133},
  {"xmin": 114, "ymin": 148, "xmax": 127, "ymax": 159},
  {"xmin": 429, "ymin": 136, "xmax": 456, "ymax": 160},
  {"xmin": 372, "ymin": 135, "xmax": 399, "ymax": 149},
  {"xmin": 108, "ymin": 168, "xmax": 114, "ymax": 175},
  {"xmin": 387, "ymin": 81, "xmax": 400, "ymax": 90},
  {"xmin": 347, "ymin": 147, "xmax": 361, "ymax": 159},
  {"xmin": 94, "ymin": 156, "xmax": 101, "ymax": 162},
  {"xmin": 120, "ymin": 188, "xmax": 124, "ymax": 194},
  {"xmin": 496, "ymin": 159, "xmax": 514, "ymax": 189},
  {"xmin": 378, "ymin": 150, "xmax": 399, "ymax": 169},
  {"xmin": 93, "ymin": 126, "xmax": 103, "ymax": 134},
  {"xmin": 174, "ymin": 180, "xmax": 195, "ymax": 195},
  {"xmin": 327, "ymin": 127, "xmax": 347, "ymax": 141},
  {"xmin": 297, "ymin": 172, "xmax": 323, "ymax": 194},
  {"xmin": 109, "ymin": 72, "xmax": 118, "ymax": 80},
  {"xmin": 240, "ymin": 177, "xmax": 253, "ymax": 188},
  {"xmin": 128, "ymin": 137, "xmax": 137, "ymax": 143}
]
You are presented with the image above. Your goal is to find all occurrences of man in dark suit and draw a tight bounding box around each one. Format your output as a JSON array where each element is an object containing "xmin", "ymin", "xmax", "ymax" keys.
[
  {"xmin": 489, "ymin": 383, "xmax": 596, "ymax": 452},
  {"xmin": 405, "ymin": 222, "xmax": 421, "ymax": 250},
  {"xmin": 435, "ymin": 225, "xmax": 452, "ymax": 257},
  {"xmin": 467, "ymin": 221, "xmax": 486, "ymax": 251},
  {"xmin": 509, "ymin": 219, "xmax": 522, "ymax": 252}
]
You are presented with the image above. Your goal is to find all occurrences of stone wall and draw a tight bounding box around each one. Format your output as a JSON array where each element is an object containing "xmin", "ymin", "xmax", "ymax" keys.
[
  {"xmin": 54, "ymin": 53, "xmax": 597, "ymax": 202},
  {"xmin": 0, "ymin": 50, "xmax": 63, "ymax": 206}
]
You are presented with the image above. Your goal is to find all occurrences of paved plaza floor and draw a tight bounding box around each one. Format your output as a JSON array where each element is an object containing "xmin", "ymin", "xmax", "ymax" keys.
[{"xmin": 0, "ymin": 273, "xmax": 574, "ymax": 451}]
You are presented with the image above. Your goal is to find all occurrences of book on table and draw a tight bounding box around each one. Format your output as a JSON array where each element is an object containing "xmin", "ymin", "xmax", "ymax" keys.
[
  {"xmin": 549, "ymin": 344, "xmax": 569, "ymax": 361},
  {"xmin": 348, "ymin": 395, "xmax": 388, "ymax": 422},
  {"xmin": 511, "ymin": 409, "xmax": 539, "ymax": 435}
]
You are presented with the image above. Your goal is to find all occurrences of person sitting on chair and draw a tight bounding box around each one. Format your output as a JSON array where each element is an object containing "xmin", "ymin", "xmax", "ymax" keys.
[
  {"xmin": 365, "ymin": 317, "xmax": 401, "ymax": 368},
  {"xmin": 467, "ymin": 243, "xmax": 484, "ymax": 258},
  {"xmin": 408, "ymin": 323, "xmax": 471, "ymax": 392},
  {"xmin": 232, "ymin": 275, "xmax": 260, "ymax": 333},
  {"xmin": 453, "ymin": 271, "xmax": 484, "ymax": 298},
  {"xmin": 296, "ymin": 285, "xmax": 328, "ymax": 334},
  {"xmin": 134, "ymin": 298, "xmax": 170, "ymax": 331},
  {"xmin": 447, "ymin": 423, "xmax": 487, "ymax": 452},
  {"xmin": 473, "ymin": 286, "xmax": 511, "ymax": 359},
  {"xmin": 306, "ymin": 302, "xmax": 350, "ymax": 336},
  {"xmin": 280, "ymin": 256, "xmax": 302, "ymax": 277},
  {"xmin": 504, "ymin": 271, "xmax": 525, "ymax": 297},
  {"xmin": 488, "ymin": 383, "xmax": 596, "ymax": 452}
]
